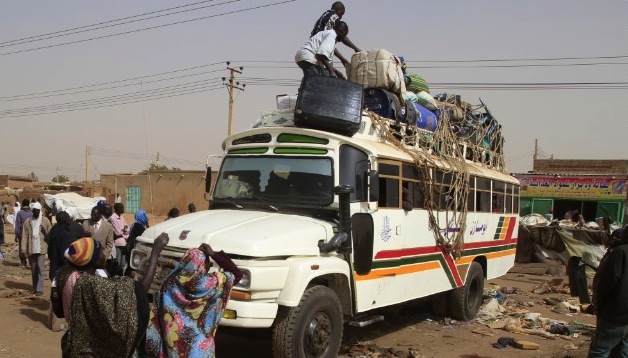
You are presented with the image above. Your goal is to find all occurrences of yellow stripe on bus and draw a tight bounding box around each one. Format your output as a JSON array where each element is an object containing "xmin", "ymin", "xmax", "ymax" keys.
[
  {"xmin": 455, "ymin": 249, "xmax": 517, "ymax": 265},
  {"xmin": 355, "ymin": 261, "xmax": 442, "ymax": 281}
]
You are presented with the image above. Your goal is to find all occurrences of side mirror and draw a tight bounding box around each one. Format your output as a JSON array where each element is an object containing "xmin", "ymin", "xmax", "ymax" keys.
[
  {"xmin": 368, "ymin": 170, "xmax": 379, "ymax": 202},
  {"xmin": 204, "ymin": 166, "xmax": 212, "ymax": 193}
]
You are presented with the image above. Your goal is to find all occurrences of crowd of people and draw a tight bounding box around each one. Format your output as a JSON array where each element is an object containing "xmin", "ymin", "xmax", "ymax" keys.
[{"xmin": 0, "ymin": 196, "xmax": 241, "ymax": 357}]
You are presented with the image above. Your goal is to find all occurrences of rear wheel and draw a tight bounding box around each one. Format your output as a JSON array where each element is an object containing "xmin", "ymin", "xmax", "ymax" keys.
[
  {"xmin": 272, "ymin": 286, "xmax": 343, "ymax": 358},
  {"xmin": 449, "ymin": 262, "xmax": 484, "ymax": 320}
]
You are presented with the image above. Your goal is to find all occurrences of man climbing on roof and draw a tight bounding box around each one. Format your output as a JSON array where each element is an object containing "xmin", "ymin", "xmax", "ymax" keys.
[
  {"xmin": 310, "ymin": 2, "xmax": 361, "ymax": 67},
  {"xmin": 296, "ymin": 20, "xmax": 349, "ymax": 79}
]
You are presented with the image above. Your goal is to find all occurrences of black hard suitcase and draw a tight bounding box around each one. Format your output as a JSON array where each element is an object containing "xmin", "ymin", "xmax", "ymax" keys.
[
  {"xmin": 363, "ymin": 88, "xmax": 403, "ymax": 121},
  {"xmin": 294, "ymin": 76, "xmax": 364, "ymax": 136}
]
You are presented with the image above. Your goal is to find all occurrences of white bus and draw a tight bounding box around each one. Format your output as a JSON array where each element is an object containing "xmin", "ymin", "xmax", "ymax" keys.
[{"xmin": 131, "ymin": 111, "xmax": 519, "ymax": 358}]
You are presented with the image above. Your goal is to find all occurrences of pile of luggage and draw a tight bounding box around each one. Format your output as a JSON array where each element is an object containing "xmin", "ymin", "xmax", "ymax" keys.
[
  {"xmin": 348, "ymin": 49, "xmax": 439, "ymax": 132},
  {"xmin": 283, "ymin": 48, "xmax": 504, "ymax": 160}
]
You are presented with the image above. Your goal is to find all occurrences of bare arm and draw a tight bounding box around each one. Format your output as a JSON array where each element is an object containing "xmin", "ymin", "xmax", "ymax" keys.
[
  {"xmin": 315, "ymin": 54, "xmax": 337, "ymax": 77},
  {"xmin": 341, "ymin": 36, "xmax": 361, "ymax": 53},
  {"xmin": 199, "ymin": 243, "xmax": 242, "ymax": 284},
  {"xmin": 334, "ymin": 49, "xmax": 349, "ymax": 66},
  {"xmin": 140, "ymin": 232, "xmax": 169, "ymax": 292}
]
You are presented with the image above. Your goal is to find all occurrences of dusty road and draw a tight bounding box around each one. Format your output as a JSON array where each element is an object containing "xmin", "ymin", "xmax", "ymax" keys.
[{"xmin": 0, "ymin": 228, "xmax": 597, "ymax": 357}]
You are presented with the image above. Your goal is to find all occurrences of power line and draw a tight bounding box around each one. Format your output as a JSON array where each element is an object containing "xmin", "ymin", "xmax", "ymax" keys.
[
  {"xmin": 0, "ymin": 62, "xmax": 223, "ymax": 100},
  {"xmin": 3, "ymin": 57, "xmax": 624, "ymax": 101},
  {"xmin": 0, "ymin": 85, "xmax": 224, "ymax": 118},
  {"xmin": 0, "ymin": 68, "xmax": 224, "ymax": 101},
  {"xmin": 0, "ymin": 0, "xmax": 243, "ymax": 48},
  {"xmin": 408, "ymin": 62, "xmax": 628, "ymax": 69},
  {"xmin": 0, "ymin": 78, "xmax": 223, "ymax": 115},
  {"xmin": 88, "ymin": 146, "xmax": 205, "ymax": 167},
  {"xmin": 404, "ymin": 55, "xmax": 628, "ymax": 63},
  {"xmin": 0, "ymin": 0, "xmax": 298, "ymax": 56}
]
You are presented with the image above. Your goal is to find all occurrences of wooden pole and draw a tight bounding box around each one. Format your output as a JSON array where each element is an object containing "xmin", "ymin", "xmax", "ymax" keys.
[{"xmin": 224, "ymin": 63, "xmax": 244, "ymax": 136}]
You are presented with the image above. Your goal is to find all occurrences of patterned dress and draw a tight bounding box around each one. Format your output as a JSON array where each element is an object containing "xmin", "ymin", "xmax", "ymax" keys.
[
  {"xmin": 145, "ymin": 249, "xmax": 236, "ymax": 358},
  {"xmin": 61, "ymin": 274, "xmax": 148, "ymax": 358}
]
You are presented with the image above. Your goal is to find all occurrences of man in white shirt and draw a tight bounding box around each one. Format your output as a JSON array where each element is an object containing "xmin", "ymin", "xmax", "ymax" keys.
[{"xmin": 295, "ymin": 21, "xmax": 349, "ymax": 79}]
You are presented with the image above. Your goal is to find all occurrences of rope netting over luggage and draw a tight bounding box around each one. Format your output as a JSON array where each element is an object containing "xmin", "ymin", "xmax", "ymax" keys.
[{"xmin": 366, "ymin": 97, "xmax": 505, "ymax": 258}]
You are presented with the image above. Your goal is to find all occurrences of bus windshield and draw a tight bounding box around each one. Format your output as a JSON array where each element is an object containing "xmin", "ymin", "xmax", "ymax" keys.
[{"xmin": 214, "ymin": 156, "xmax": 334, "ymax": 207}]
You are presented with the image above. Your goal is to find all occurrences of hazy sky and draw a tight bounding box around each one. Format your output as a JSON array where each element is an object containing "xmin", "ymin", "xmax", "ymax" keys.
[{"xmin": 1, "ymin": 0, "xmax": 626, "ymax": 181}]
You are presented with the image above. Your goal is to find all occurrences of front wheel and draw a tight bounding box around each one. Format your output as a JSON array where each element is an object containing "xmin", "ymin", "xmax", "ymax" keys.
[
  {"xmin": 272, "ymin": 285, "xmax": 343, "ymax": 358},
  {"xmin": 449, "ymin": 262, "xmax": 484, "ymax": 320}
]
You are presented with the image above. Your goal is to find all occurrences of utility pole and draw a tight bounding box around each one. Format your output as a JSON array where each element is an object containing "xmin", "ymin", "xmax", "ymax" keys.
[
  {"xmin": 533, "ymin": 139, "xmax": 538, "ymax": 161},
  {"xmin": 222, "ymin": 62, "xmax": 246, "ymax": 136},
  {"xmin": 85, "ymin": 145, "xmax": 89, "ymax": 182}
]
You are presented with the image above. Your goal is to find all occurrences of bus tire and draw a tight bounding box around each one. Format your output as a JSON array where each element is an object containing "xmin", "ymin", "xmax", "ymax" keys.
[
  {"xmin": 449, "ymin": 262, "xmax": 484, "ymax": 321},
  {"xmin": 272, "ymin": 285, "xmax": 343, "ymax": 358}
]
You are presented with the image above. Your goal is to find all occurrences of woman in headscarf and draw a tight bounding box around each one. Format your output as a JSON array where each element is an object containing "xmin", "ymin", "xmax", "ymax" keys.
[
  {"xmin": 125, "ymin": 210, "xmax": 150, "ymax": 277},
  {"xmin": 54, "ymin": 233, "xmax": 170, "ymax": 358},
  {"xmin": 144, "ymin": 243, "xmax": 242, "ymax": 357}
]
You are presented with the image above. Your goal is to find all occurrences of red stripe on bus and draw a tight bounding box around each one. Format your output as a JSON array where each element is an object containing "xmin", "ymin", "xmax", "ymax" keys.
[
  {"xmin": 440, "ymin": 248, "xmax": 464, "ymax": 287},
  {"xmin": 506, "ymin": 218, "xmax": 517, "ymax": 240},
  {"xmin": 374, "ymin": 238, "xmax": 518, "ymax": 260}
]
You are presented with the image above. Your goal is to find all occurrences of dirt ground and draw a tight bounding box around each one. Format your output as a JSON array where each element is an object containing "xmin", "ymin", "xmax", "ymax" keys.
[{"xmin": 0, "ymin": 222, "xmax": 597, "ymax": 358}]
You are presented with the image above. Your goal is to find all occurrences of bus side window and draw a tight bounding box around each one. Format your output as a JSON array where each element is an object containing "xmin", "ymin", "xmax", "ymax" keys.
[
  {"xmin": 379, "ymin": 178, "xmax": 399, "ymax": 208},
  {"xmin": 378, "ymin": 162, "xmax": 400, "ymax": 208},
  {"xmin": 468, "ymin": 176, "xmax": 476, "ymax": 211},
  {"xmin": 513, "ymin": 185, "xmax": 520, "ymax": 213},
  {"xmin": 492, "ymin": 181, "xmax": 506, "ymax": 213}
]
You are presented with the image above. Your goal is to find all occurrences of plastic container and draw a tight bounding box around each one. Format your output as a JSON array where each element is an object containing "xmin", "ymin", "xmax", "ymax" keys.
[{"xmin": 411, "ymin": 103, "xmax": 438, "ymax": 132}]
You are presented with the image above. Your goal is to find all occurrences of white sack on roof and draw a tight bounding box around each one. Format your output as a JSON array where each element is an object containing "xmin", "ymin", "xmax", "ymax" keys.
[{"xmin": 44, "ymin": 192, "xmax": 105, "ymax": 220}]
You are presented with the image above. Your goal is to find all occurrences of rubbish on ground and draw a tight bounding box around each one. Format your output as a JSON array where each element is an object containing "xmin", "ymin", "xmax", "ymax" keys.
[
  {"xmin": 493, "ymin": 337, "xmax": 517, "ymax": 349},
  {"xmin": 548, "ymin": 323, "xmax": 575, "ymax": 336},
  {"xmin": 476, "ymin": 298, "xmax": 506, "ymax": 319},
  {"xmin": 512, "ymin": 340, "xmax": 541, "ymax": 350},
  {"xmin": 486, "ymin": 320, "xmax": 506, "ymax": 329},
  {"xmin": 500, "ymin": 286, "xmax": 517, "ymax": 294},
  {"xmin": 524, "ymin": 312, "xmax": 542, "ymax": 326},
  {"xmin": 493, "ymin": 337, "xmax": 540, "ymax": 350}
]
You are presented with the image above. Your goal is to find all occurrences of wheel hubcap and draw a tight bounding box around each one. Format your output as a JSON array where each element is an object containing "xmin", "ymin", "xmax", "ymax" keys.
[{"xmin": 304, "ymin": 311, "xmax": 332, "ymax": 357}]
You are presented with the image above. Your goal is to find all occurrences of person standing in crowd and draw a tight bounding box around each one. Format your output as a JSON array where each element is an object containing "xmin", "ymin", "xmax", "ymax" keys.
[
  {"xmin": 15, "ymin": 199, "xmax": 33, "ymax": 267},
  {"xmin": 144, "ymin": 243, "xmax": 242, "ymax": 357},
  {"xmin": 589, "ymin": 227, "xmax": 628, "ymax": 356},
  {"xmin": 102, "ymin": 203, "xmax": 113, "ymax": 221},
  {"xmin": 54, "ymin": 233, "xmax": 170, "ymax": 357},
  {"xmin": 310, "ymin": 2, "xmax": 360, "ymax": 66},
  {"xmin": 296, "ymin": 20, "xmax": 349, "ymax": 79},
  {"xmin": 12, "ymin": 202, "xmax": 20, "ymax": 222},
  {"xmin": 82, "ymin": 206, "xmax": 115, "ymax": 263},
  {"xmin": 46, "ymin": 211, "xmax": 84, "ymax": 281},
  {"xmin": 0, "ymin": 206, "xmax": 4, "ymax": 258},
  {"xmin": 20, "ymin": 202, "xmax": 52, "ymax": 295},
  {"xmin": 165, "ymin": 207, "xmax": 180, "ymax": 221},
  {"xmin": 110, "ymin": 203, "xmax": 129, "ymax": 275},
  {"xmin": 125, "ymin": 210, "xmax": 150, "ymax": 277},
  {"xmin": 1, "ymin": 202, "xmax": 7, "ymax": 224},
  {"xmin": 545, "ymin": 209, "xmax": 554, "ymax": 222},
  {"xmin": 188, "ymin": 202, "xmax": 197, "ymax": 214},
  {"xmin": 115, "ymin": 193, "xmax": 122, "ymax": 204},
  {"xmin": 51, "ymin": 200, "xmax": 58, "ymax": 216}
]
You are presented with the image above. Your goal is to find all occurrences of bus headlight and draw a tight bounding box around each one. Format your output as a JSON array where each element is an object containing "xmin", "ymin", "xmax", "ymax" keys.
[
  {"xmin": 235, "ymin": 269, "xmax": 250, "ymax": 289},
  {"xmin": 131, "ymin": 251, "xmax": 147, "ymax": 269}
]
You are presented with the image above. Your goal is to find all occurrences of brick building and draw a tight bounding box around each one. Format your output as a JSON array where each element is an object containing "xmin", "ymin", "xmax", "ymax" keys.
[
  {"xmin": 514, "ymin": 159, "xmax": 628, "ymax": 224},
  {"xmin": 100, "ymin": 170, "xmax": 217, "ymax": 217}
]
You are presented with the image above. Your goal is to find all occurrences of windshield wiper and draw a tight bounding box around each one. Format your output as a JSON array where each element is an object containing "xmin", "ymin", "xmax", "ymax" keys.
[
  {"xmin": 251, "ymin": 195, "xmax": 278, "ymax": 211},
  {"xmin": 215, "ymin": 197, "xmax": 243, "ymax": 209}
]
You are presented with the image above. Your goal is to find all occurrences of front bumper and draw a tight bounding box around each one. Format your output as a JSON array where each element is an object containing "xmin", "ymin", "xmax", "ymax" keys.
[{"xmin": 221, "ymin": 300, "xmax": 279, "ymax": 328}]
